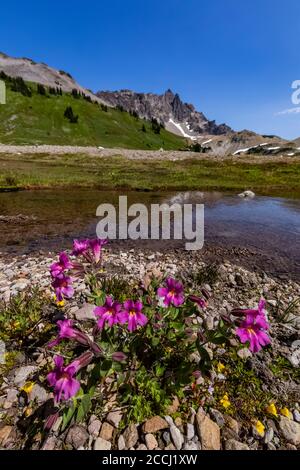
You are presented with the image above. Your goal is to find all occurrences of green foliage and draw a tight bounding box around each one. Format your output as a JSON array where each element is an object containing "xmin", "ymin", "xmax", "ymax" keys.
[
  {"xmin": 213, "ymin": 351, "xmax": 273, "ymax": 422},
  {"xmin": 269, "ymin": 355, "xmax": 300, "ymax": 382},
  {"xmin": 0, "ymin": 82, "xmax": 184, "ymax": 149},
  {"xmin": 0, "ymin": 153, "xmax": 299, "ymax": 194},
  {"xmin": 64, "ymin": 106, "xmax": 78, "ymax": 124},
  {"xmin": 0, "ymin": 287, "xmax": 52, "ymax": 344},
  {"xmin": 9, "ymin": 76, "xmax": 32, "ymax": 97},
  {"xmin": 270, "ymin": 297, "xmax": 300, "ymax": 325},
  {"xmin": 192, "ymin": 263, "xmax": 220, "ymax": 286},
  {"xmin": 37, "ymin": 84, "xmax": 46, "ymax": 96},
  {"xmin": 88, "ymin": 274, "xmax": 134, "ymax": 303},
  {"xmin": 151, "ymin": 118, "xmax": 162, "ymax": 134},
  {"xmin": 83, "ymin": 274, "xmax": 233, "ymax": 425}
]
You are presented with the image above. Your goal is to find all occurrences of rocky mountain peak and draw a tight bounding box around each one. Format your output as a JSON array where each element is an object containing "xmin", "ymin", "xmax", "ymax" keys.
[{"xmin": 97, "ymin": 88, "xmax": 232, "ymax": 139}]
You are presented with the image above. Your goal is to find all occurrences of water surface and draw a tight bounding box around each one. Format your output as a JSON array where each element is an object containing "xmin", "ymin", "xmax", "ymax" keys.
[{"xmin": 0, "ymin": 189, "xmax": 299, "ymax": 279}]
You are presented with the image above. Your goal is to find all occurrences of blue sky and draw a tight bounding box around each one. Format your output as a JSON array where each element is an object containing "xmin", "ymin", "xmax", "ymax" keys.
[{"xmin": 1, "ymin": 0, "xmax": 300, "ymax": 139}]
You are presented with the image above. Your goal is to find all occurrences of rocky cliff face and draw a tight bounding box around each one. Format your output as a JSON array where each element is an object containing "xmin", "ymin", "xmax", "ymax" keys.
[{"xmin": 97, "ymin": 88, "xmax": 232, "ymax": 138}]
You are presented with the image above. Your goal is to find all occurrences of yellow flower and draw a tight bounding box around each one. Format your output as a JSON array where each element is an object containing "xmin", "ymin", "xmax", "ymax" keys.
[
  {"xmin": 280, "ymin": 407, "xmax": 292, "ymax": 419},
  {"xmin": 255, "ymin": 420, "xmax": 265, "ymax": 436},
  {"xmin": 24, "ymin": 407, "xmax": 33, "ymax": 417},
  {"xmin": 217, "ymin": 362, "xmax": 225, "ymax": 373},
  {"xmin": 220, "ymin": 394, "xmax": 231, "ymax": 409},
  {"xmin": 266, "ymin": 403, "xmax": 278, "ymax": 417},
  {"xmin": 21, "ymin": 381, "xmax": 34, "ymax": 394},
  {"xmin": 53, "ymin": 295, "xmax": 65, "ymax": 307}
]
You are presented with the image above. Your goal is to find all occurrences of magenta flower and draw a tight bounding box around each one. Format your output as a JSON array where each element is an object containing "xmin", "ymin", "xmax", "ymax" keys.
[
  {"xmin": 89, "ymin": 238, "xmax": 107, "ymax": 263},
  {"xmin": 189, "ymin": 294, "xmax": 207, "ymax": 309},
  {"xmin": 236, "ymin": 299, "xmax": 271, "ymax": 353},
  {"xmin": 119, "ymin": 300, "xmax": 148, "ymax": 332},
  {"xmin": 47, "ymin": 355, "xmax": 80, "ymax": 402},
  {"xmin": 72, "ymin": 239, "xmax": 90, "ymax": 257},
  {"xmin": 157, "ymin": 278, "xmax": 184, "ymax": 307},
  {"xmin": 48, "ymin": 319, "xmax": 90, "ymax": 348},
  {"xmin": 94, "ymin": 296, "xmax": 122, "ymax": 329},
  {"xmin": 50, "ymin": 252, "xmax": 73, "ymax": 278},
  {"xmin": 52, "ymin": 274, "xmax": 74, "ymax": 301}
]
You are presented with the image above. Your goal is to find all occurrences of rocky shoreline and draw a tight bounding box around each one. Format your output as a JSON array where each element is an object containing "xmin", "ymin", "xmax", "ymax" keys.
[{"xmin": 0, "ymin": 248, "xmax": 299, "ymax": 450}]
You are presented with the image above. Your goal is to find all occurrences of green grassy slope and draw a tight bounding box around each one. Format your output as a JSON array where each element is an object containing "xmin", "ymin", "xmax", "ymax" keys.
[{"xmin": 0, "ymin": 81, "xmax": 186, "ymax": 149}]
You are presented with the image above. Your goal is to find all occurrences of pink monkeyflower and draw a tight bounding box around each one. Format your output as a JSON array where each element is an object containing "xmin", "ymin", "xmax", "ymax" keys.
[
  {"xmin": 88, "ymin": 238, "xmax": 107, "ymax": 263},
  {"xmin": 119, "ymin": 300, "xmax": 148, "ymax": 332},
  {"xmin": 72, "ymin": 239, "xmax": 90, "ymax": 257},
  {"xmin": 47, "ymin": 319, "xmax": 90, "ymax": 348},
  {"xmin": 236, "ymin": 299, "xmax": 271, "ymax": 353},
  {"xmin": 189, "ymin": 294, "xmax": 207, "ymax": 309},
  {"xmin": 52, "ymin": 274, "xmax": 74, "ymax": 301},
  {"xmin": 94, "ymin": 296, "xmax": 122, "ymax": 329},
  {"xmin": 157, "ymin": 278, "xmax": 184, "ymax": 307},
  {"xmin": 47, "ymin": 355, "xmax": 80, "ymax": 402},
  {"xmin": 50, "ymin": 252, "xmax": 73, "ymax": 279}
]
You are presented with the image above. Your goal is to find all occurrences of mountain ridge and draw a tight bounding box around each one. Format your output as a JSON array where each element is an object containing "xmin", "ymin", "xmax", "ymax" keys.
[
  {"xmin": 0, "ymin": 52, "xmax": 109, "ymax": 106},
  {"xmin": 97, "ymin": 88, "xmax": 232, "ymax": 139}
]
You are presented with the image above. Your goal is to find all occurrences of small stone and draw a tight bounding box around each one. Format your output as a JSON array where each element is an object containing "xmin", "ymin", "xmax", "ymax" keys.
[
  {"xmin": 165, "ymin": 443, "xmax": 176, "ymax": 450},
  {"xmin": 224, "ymin": 439, "xmax": 250, "ymax": 450},
  {"xmin": 65, "ymin": 425, "xmax": 89, "ymax": 449},
  {"xmin": 264, "ymin": 428, "xmax": 274, "ymax": 444},
  {"xmin": 143, "ymin": 416, "xmax": 169, "ymax": 433},
  {"xmin": 209, "ymin": 408, "xmax": 225, "ymax": 427},
  {"xmin": 3, "ymin": 389, "xmax": 18, "ymax": 409},
  {"xmin": 123, "ymin": 424, "xmax": 139, "ymax": 448},
  {"xmin": 174, "ymin": 417, "xmax": 182, "ymax": 427},
  {"xmin": 278, "ymin": 416, "xmax": 300, "ymax": 445},
  {"xmin": 183, "ymin": 441, "xmax": 199, "ymax": 450},
  {"xmin": 164, "ymin": 415, "xmax": 174, "ymax": 427},
  {"xmin": 136, "ymin": 444, "xmax": 147, "ymax": 450},
  {"xmin": 0, "ymin": 426, "xmax": 13, "ymax": 446},
  {"xmin": 225, "ymin": 416, "xmax": 240, "ymax": 435},
  {"xmin": 186, "ymin": 423, "xmax": 195, "ymax": 440},
  {"xmin": 170, "ymin": 425, "xmax": 184, "ymax": 450},
  {"xmin": 42, "ymin": 436, "xmax": 59, "ymax": 450},
  {"xmin": 99, "ymin": 422, "xmax": 114, "ymax": 441},
  {"xmin": 286, "ymin": 443, "xmax": 297, "ymax": 450},
  {"xmin": 74, "ymin": 303, "xmax": 96, "ymax": 321},
  {"xmin": 196, "ymin": 408, "xmax": 221, "ymax": 450},
  {"xmin": 145, "ymin": 433, "xmax": 158, "ymax": 450},
  {"xmin": 88, "ymin": 419, "xmax": 101, "ymax": 437},
  {"xmin": 13, "ymin": 281, "xmax": 29, "ymax": 291},
  {"xmin": 118, "ymin": 435, "xmax": 126, "ymax": 450},
  {"xmin": 293, "ymin": 410, "xmax": 300, "ymax": 423},
  {"xmin": 29, "ymin": 384, "xmax": 48, "ymax": 403},
  {"xmin": 267, "ymin": 442, "xmax": 276, "ymax": 451},
  {"xmin": 163, "ymin": 431, "xmax": 171, "ymax": 445},
  {"xmin": 94, "ymin": 437, "xmax": 111, "ymax": 450},
  {"xmin": 13, "ymin": 365, "xmax": 37, "ymax": 387},
  {"xmin": 106, "ymin": 411, "xmax": 122, "ymax": 428},
  {"xmin": 237, "ymin": 348, "xmax": 252, "ymax": 360}
]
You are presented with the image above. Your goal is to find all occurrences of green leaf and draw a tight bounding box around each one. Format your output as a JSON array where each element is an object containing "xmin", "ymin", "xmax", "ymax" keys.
[
  {"xmin": 151, "ymin": 337, "xmax": 160, "ymax": 347},
  {"xmin": 76, "ymin": 394, "xmax": 92, "ymax": 423},
  {"xmin": 100, "ymin": 359, "xmax": 113, "ymax": 377},
  {"xmin": 155, "ymin": 364, "xmax": 165, "ymax": 377},
  {"xmin": 61, "ymin": 404, "xmax": 76, "ymax": 432}
]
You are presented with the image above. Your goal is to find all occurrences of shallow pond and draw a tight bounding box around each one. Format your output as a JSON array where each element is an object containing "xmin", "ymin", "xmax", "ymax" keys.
[{"xmin": 0, "ymin": 189, "xmax": 299, "ymax": 279}]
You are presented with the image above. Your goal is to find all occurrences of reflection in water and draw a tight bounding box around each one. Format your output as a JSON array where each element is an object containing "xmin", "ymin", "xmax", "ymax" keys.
[{"xmin": 0, "ymin": 189, "xmax": 299, "ymax": 277}]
